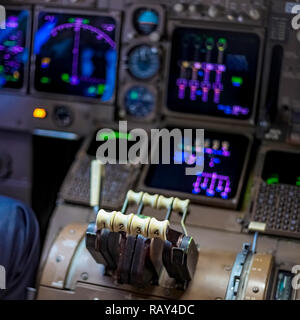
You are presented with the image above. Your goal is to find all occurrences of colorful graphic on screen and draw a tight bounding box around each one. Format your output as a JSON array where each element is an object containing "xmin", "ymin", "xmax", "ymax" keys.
[
  {"xmin": 34, "ymin": 12, "xmax": 117, "ymax": 101},
  {"xmin": 0, "ymin": 9, "xmax": 29, "ymax": 89},
  {"xmin": 167, "ymin": 27, "xmax": 260, "ymax": 120},
  {"xmin": 145, "ymin": 130, "xmax": 249, "ymax": 201}
]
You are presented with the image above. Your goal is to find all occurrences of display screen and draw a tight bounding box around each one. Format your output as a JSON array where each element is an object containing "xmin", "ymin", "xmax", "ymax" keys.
[
  {"xmin": 145, "ymin": 129, "xmax": 249, "ymax": 201},
  {"xmin": 262, "ymin": 151, "xmax": 300, "ymax": 186},
  {"xmin": 0, "ymin": 9, "xmax": 29, "ymax": 89},
  {"xmin": 167, "ymin": 27, "xmax": 260, "ymax": 120},
  {"xmin": 34, "ymin": 11, "xmax": 117, "ymax": 101}
]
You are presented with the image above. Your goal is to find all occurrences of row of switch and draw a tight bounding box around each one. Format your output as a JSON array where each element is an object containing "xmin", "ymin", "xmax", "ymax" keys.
[{"xmin": 172, "ymin": 3, "xmax": 262, "ymax": 22}]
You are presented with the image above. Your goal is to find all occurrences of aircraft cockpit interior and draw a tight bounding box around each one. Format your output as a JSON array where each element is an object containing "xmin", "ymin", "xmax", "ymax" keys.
[{"xmin": 0, "ymin": 0, "xmax": 300, "ymax": 302}]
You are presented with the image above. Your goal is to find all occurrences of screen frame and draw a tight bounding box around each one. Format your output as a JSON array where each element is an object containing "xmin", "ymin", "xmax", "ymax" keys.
[
  {"xmin": 138, "ymin": 121, "xmax": 253, "ymax": 210},
  {"xmin": 0, "ymin": 5, "xmax": 32, "ymax": 95},
  {"xmin": 162, "ymin": 20, "xmax": 265, "ymax": 126},
  {"xmin": 122, "ymin": 3, "xmax": 165, "ymax": 42},
  {"xmin": 30, "ymin": 6, "xmax": 121, "ymax": 105},
  {"xmin": 254, "ymin": 143, "xmax": 300, "ymax": 188}
]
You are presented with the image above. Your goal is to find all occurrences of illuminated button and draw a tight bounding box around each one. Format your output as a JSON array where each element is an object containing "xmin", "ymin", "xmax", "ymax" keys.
[
  {"xmin": 227, "ymin": 11, "xmax": 238, "ymax": 21},
  {"xmin": 173, "ymin": 3, "xmax": 184, "ymax": 13},
  {"xmin": 33, "ymin": 108, "xmax": 47, "ymax": 119},
  {"xmin": 188, "ymin": 5, "xmax": 197, "ymax": 13},
  {"xmin": 208, "ymin": 5, "xmax": 219, "ymax": 18},
  {"xmin": 249, "ymin": 8, "xmax": 261, "ymax": 20}
]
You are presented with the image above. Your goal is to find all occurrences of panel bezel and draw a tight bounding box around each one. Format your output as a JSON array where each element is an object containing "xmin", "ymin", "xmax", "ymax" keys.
[
  {"xmin": 162, "ymin": 20, "xmax": 265, "ymax": 127},
  {"xmin": 138, "ymin": 120, "xmax": 253, "ymax": 210},
  {"xmin": 30, "ymin": 5, "xmax": 122, "ymax": 106}
]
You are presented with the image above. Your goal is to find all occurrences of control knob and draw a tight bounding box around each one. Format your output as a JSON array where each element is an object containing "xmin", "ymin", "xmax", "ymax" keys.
[
  {"xmin": 249, "ymin": 7, "xmax": 261, "ymax": 20},
  {"xmin": 54, "ymin": 106, "xmax": 73, "ymax": 127}
]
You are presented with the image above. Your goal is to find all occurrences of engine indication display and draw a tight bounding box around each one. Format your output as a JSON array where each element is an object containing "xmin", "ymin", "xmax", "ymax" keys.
[
  {"xmin": 133, "ymin": 8, "xmax": 159, "ymax": 35},
  {"xmin": 128, "ymin": 45, "xmax": 160, "ymax": 80},
  {"xmin": 167, "ymin": 27, "xmax": 260, "ymax": 120},
  {"xmin": 34, "ymin": 11, "xmax": 117, "ymax": 101},
  {"xmin": 124, "ymin": 86, "xmax": 155, "ymax": 117},
  {"xmin": 0, "ymin": 9, "xmax": 29, "ymax": 90}
]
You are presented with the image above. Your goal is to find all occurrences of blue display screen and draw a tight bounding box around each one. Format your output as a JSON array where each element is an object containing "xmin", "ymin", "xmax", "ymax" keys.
[
  {"xmin": 0, "ymin": 9, "xmax": 29, "ymax": 89},
  {"xmin": 34, "ymin": 11, "xmax": 117, "ymax": 101}
]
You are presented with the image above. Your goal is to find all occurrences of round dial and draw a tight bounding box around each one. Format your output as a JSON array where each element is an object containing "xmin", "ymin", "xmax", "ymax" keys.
[
  {"xmin": 124, "ymin": 86, "xmax": 155, "ymax": 117},
  {"xmin": 133, "ymin": 8, "xmax": 159, "ymax": 35},
  {"xmin": 54, "ymin": 105, "xmax": 73, "ymax": 127},
  {"xmin": 128, "ymin": 45, "xmax": 160, "ymax": 80}
]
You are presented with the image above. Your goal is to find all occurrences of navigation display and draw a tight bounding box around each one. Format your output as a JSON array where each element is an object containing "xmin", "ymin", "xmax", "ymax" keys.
[{"xmin": 34, "ymin": 11, "xmax": 117, "ymax": 101}]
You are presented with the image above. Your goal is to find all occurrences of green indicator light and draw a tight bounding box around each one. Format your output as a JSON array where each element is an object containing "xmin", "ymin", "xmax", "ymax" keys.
[
  {"xmin": 231, "ymin": 76, "xmax": 243, "ymax": 85},
  {"xmin": 40, "ymin": 77, "xmax": 50, "ymax": 84},
  {"xmin": 267, "ymin": 178, "xmax": 279, "ymax": 184},
  {"xmin": 61, "ymin": 73, "xmax": 69, "ymax": 82},
  {"xmin": 0, "ymin": 65, "xmax": 4, "ymax": 72},
  {"xmin": 130, "ymin": 91, "xmax": 139, "ymax": 100},
  {"xmin": 97, "ymin": 84, "xmax": 105, "ymax": 95},
  {"xmin": 267, "ymin": 174, "xmax": 279, "ymax": 185},
  {"xmin": 206, "ymin": 37, "xmax": 214, "ymax": 50},
  {"xmin": 98, "ymin": 131, "xmax": 133, "ymax": 141},
  {"xmin": 296, "ymin": 177, "xmax": 300, "ymax": 186},
  {"xmin": 68, "ymin": 18, "xmax": 75, "ymax": 23},
  {"xmin": 83, "ymin": 19, "xmax": 90, "ymax": 24},
  {"xmin": 217, "ymin": 38, "xmax": 227, "ymax": 51}
]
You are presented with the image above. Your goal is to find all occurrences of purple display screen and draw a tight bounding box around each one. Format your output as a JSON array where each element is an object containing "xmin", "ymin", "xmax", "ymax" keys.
[
  {"xmin": 0, "ymin": 10, "xmax": 29, "ymax": 89},
  {"xmin": 34, "ymin": 11, "xmax": 117, "ymax": 101},
  {"xmin": 145, "ymin": 129, "xmax": 249, "ymax": 201},
  {"xmin": 167, "ymin": 27, "xmax": 260, "ymax": 120}
]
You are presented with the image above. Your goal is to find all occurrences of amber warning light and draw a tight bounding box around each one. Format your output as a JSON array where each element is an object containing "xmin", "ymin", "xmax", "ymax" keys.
[{"xmin": 33, "ymin": 108, "xmax": 47, "ymax": 119}]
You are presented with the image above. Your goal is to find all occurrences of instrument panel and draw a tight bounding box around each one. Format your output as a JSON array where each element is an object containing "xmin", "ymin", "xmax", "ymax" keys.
[
  {"xmin": 0, "ymin": 0, "xmax": 300, "ymax": 301},
  {"xmin": 0, "ymin": 0, "xmax": 273, "ymax": 132}
]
